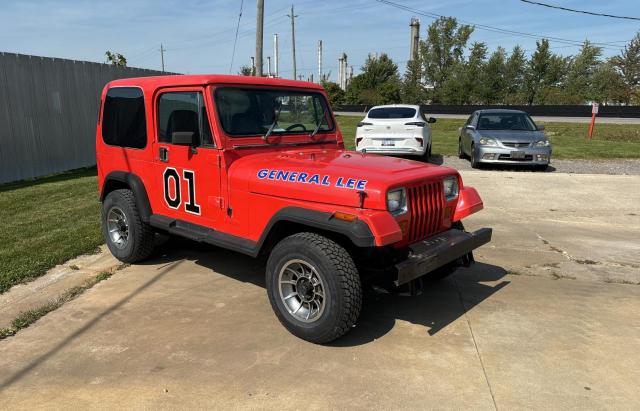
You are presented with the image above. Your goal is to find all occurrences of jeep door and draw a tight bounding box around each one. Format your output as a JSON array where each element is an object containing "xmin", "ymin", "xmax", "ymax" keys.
[{"xmin": 152, "ymin": 87, "xmax": 222, "ymax": 225}]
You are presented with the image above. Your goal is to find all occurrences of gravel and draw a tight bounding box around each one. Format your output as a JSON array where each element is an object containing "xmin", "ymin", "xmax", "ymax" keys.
[{"xmin": 431, "ymin": 156, "xmax": 640, "ymax": 175}]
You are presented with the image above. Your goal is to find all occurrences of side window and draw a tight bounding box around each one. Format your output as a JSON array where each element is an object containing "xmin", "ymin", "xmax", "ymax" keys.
[
  {"xmin": 102, "ymin": 87, "xmax": 147, "ymax": 149},
  {"xmin": 157, "ymin": 91, "xmax": 214, "ymax": 146}
]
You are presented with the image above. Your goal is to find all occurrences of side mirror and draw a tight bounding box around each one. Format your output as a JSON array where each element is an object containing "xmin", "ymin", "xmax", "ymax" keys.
[
  {"xmin": 466, "ymin": 124, "xmax": 476, "ymax": 130},
  {"xmin": 537, "ymin": 125, "xmax": 545, "ymax": 131},
  {"xmin": 172, "ymin": 131, "xmax": 195, "ymax": 145},
  {"xmin": 427, "ymin": 117, "xmax": 437, "ymax": 124}
]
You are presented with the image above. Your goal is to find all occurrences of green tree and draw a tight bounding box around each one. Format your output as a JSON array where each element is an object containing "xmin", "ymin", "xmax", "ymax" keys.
[
  {"xmin": 611, "ymin": 32, "xmax": 640, "ymax": 104},
  {"xmin": 238, "ymin": 65, "xmax": 253, "ymax": 76},
  {"xmin": 524, "ymin": 39, "xmax": 568, "ymax": 104},
  {"xmin": 563, "ymin": 41, "xmax": 602, "ymax": 104},
  {"xmin": 442, "ymin": 42, "xmax": 487, "ymax": 104},
  {"xmin": 504, "ymin": 46, "xmax": 526, "ymax": 104},
  {"xmin": 105, "ymin": 51, "xmax": 127, "ymax": 67},
  {"xmin": 419, "ymin": 17, "xmax": 474, "ymax": 103},
  {"xmin": 479, "ymin": 47, "xmax": 507, "ymax": 104},
  {"xmin": 591, "ymin": 59, "xmax": 626, "ymax": 104},
  {"xmin": 321, "ymin": 81, "xmax": 345, "ymax": 106},
  {"xmin": 345, "ymin": 53, "xmax": 401, "ymax": 105},
  {"xmin": 401, "ymin": 59, "xmax": 428, "ymax": 104}
]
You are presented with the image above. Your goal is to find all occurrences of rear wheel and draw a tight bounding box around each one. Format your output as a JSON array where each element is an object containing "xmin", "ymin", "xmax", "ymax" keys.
[
  {"xmin": 266, "ymin": 232, "xmax": 362, "ymax": 344},
  {"xmin": 102, "ymin": 189, "xmax": 155, "ymax": 263},
  {"xmin": 421, "ymin": 144, "xmax": 432, "ymax": 162}
]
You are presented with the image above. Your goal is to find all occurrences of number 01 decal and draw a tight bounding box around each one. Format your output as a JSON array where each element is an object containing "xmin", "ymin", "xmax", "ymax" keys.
[{"xmin": 163, "ymin": 168, "xmax": 201, "ymax": 215}]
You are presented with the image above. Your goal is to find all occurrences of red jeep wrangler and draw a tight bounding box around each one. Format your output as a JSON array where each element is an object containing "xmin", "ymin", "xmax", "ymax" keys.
[{"xmin": 96, "ymin": 75, "xmax": 491, "ymax": 343}]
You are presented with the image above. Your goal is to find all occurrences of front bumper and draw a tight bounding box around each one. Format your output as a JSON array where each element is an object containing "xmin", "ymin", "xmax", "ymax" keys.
[
  {"xmin": 395, "ymin": 228, "xmax": 492, "ymax": 286},
  {"xmin": 476, "ymin": 145, "xmax": 551, "ymax": 165}
]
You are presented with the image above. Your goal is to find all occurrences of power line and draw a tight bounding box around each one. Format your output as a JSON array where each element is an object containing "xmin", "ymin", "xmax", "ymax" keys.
[
  {"xmin": 520, "ymin": 0, "xmax": 640, "ymax": 21},
  {"xmin": 375, "ymin": 0, "xmax": 627, "ymax": 50},
  {"xmin": 229, "ymin": 0, "xmax": 244, "ymax": 73}
]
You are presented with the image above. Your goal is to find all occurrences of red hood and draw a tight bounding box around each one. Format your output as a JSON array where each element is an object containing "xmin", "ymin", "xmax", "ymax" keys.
[{"xmin": 228, "ymin": 149, "xmax": 458, "ymax": 209}]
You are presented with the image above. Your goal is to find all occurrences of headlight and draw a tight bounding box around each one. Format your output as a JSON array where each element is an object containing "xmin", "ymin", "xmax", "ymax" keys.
[
  {"xmin": 534, "ymin": 139, "xmax": 550, "ymax": 147},
  {"xmin": 387, "ymin": 188, "xmax": 407, "ymax": 215},
  {"xmin": 443, "ymin": 176, "xmax": 459, "ymax": 202},
  {"xmin": 478, "ymin": 137, "xmax": 498, "ymax": 146}
]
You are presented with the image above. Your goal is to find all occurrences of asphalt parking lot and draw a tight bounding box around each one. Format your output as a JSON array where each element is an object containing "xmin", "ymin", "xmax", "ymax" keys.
[{"xmin": 1, "ymin": 170, "xmax": 639, "ymax": 409}]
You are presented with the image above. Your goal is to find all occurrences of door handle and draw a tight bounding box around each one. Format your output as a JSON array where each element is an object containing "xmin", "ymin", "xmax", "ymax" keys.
[{"xmin": 159, "ymin": 147, "xmax": 168, "ymax": 162}]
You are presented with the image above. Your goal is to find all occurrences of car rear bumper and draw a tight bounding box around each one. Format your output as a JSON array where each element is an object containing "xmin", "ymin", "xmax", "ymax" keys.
[
  {"xmin": 476, "ymin": 145, "xmax": 552, "ymax": 165},
  {"xmin": 356, "ymin": 146, "xmax": 425, "ymax": 156},
  {"xmin": 394, "ymin": 228, "xmax": 492, "ymax": 286}
]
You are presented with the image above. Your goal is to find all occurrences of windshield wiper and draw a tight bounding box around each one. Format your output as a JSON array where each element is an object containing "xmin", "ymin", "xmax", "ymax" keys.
[
  {"xmin": 310, "ymin": 106, "xmax": 329, "ymax": 138},
  {"xmin": 263, "ymin": 103, "xmax": 283, "ymax": 142}
]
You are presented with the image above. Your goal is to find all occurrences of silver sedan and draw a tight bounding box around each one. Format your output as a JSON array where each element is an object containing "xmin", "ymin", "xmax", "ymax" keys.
[{"xmin": 458, "ymin": 109, "xmax": 552, "ymax": 170}]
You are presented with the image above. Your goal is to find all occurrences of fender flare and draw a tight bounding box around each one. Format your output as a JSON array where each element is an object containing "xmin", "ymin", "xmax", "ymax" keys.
[
  {"xmin": 256, "ymin": 207, "xmax": 376, "ymax": 252},
  {"xmin": 101, "ymin": 171, "xmax": 152, "ymax": 223}
]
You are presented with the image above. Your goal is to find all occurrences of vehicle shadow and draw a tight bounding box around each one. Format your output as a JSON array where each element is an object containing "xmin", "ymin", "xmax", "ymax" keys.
[
  {"xmin": 475, "ymin": 163, "xmax": 557, "ymax": 172},
  {"xmin": 150, "ymin": 238, "xmax": 509, "ymax": 347}
]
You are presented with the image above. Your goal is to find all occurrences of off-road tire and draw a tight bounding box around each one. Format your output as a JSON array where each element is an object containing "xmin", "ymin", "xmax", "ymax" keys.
[
  {"xmin": 266, "ymin": 232, "xmax": 362, "ymax": 344},
  {"xmin": 102, "ymin": 189, "xmax": 155, "ymax": 263}
]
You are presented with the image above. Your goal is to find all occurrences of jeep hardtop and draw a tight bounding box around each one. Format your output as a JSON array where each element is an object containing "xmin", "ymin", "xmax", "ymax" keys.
[{"xmin": 96, "ymin": 74, "xmax": 491, "ymax": 343}]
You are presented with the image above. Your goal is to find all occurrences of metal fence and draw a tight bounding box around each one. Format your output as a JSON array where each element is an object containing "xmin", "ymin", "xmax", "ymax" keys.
[{"xmin": 0, "ymin": 52, "xmax": 167, "ymax": 184}]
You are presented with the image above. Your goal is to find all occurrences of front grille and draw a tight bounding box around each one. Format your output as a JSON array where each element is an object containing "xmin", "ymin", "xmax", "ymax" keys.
[
  {"xmin": 502, "ymin": 142, "xmax": 531, "ymax": 148},
  {"xmin": 406, "ymin": 181, "xmax": 445, "ymax": 243}
]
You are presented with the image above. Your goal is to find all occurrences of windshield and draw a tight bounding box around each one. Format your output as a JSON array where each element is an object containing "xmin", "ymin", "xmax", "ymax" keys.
[
  {"xmin": 477, "ymin": 113, "xmax": 537, "ymax": 131},
  {"xmin": 368, "ymin": 107, "xmax": 416, "ymax": 119},
  {"xmin": 214, "ymin": 87, "xmax": 333, "ymax": 137}
]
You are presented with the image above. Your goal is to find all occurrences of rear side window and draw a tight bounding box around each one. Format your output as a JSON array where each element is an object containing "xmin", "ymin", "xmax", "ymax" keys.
[
  {"xmin": 102, "ymin": 87, "xmax": 147, "ymax": 149},
  {"xmin": 368, "ymin": 107, "xmax": 416, "ymax": 119}
]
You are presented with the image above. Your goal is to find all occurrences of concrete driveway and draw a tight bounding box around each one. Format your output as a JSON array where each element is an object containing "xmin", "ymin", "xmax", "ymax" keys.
[{"xmin": 1, "ymin": 171, "xmax": 639, "ymax": 409}]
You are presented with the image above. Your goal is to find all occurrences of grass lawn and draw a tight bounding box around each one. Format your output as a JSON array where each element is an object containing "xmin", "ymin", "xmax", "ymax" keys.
[
  {"xmin": 336, "ymin": 115, "xmax": 640, "ymax": 159},
  {"xmin": 0, "ymin": 168, "xmax": 102, "ymax": 293}
]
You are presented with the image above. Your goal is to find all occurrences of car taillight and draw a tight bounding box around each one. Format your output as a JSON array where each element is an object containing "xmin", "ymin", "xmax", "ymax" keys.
[
  {"xmin": 414, "ymin": 137, "xmax": 423, "ymax": 146},
  {"xmin": 357, "ymin": 122, "xmax": 373, "ymax": 127},
  {"xmin": 405, "ymin": 121, "xmax": 426, "ymax": 127}
]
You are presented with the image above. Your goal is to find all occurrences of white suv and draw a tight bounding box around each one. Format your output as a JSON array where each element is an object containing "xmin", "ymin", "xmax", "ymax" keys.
[{"xmin": 355, "ymin": 104, "xmax": 436, "ymax": 160}]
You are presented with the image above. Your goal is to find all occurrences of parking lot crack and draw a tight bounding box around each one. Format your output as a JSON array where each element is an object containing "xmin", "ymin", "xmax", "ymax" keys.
[{"xmin": 453, "ymin": 275, "xmax": 499, "ymax": 411}]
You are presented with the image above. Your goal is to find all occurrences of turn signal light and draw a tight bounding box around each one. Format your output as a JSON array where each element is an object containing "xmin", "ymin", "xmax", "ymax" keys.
[
  {"xmin": 405, "ymin": 121, "xmax": 426, "ymax": 127},
  {"xmin": 333, "ymin": 212, "xmax": 358, "ymax": 222}
]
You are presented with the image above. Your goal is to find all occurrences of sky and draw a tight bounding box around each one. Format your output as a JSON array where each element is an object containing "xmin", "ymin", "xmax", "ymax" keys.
[{"xmin": 0, "ymin": 0, "xmax": 638, "ymax": 81}]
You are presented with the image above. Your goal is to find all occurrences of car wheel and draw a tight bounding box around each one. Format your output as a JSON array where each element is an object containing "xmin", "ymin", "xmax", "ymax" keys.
[
  {"xmin": 266, "ymin": 232, "xmax": 362, "ymax": 344},
  {"xmin": 102, "ymin": 189, "xmax": 155, "ymax": 263},
  {"xmin": 421, "ymin": 144, "xmax": 431, "ymax": 162},
  {"xmin": 470, "ymin": 143, "xmax": 480, "ymax": 169},
  {"xmin": 458, "ymin": 138, "xmax": 466, "ymax": 159}
]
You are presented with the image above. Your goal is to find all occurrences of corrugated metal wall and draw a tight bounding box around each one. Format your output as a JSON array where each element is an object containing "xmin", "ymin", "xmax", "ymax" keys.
[{"xmin": 0, "ymin": 52, "xmax": 167, "ymax": 184}]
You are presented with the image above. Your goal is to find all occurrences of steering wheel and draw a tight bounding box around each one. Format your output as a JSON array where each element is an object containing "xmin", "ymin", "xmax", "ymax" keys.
[{"xmin": 285, "ymin": 123, "xmax": 307, "ymax": 131}]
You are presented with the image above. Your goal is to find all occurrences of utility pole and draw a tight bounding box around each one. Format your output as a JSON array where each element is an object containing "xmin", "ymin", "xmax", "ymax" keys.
[
  {"xmin": 160, "ymin": 44, "xmax": 166, "ymax": 73},
  {"xmin": 255, "ymin": 0, "xmax": 264, "ymax": 76},
  {"xmin": 317, "ymin": 40, "xmax": 323, "ymax": 83},
  {"xmin": 287, "ymin": 5, "xmax": 298, "ymax": 80},
  {"xmin": 409, "ymin": 18, "xmax": 420, "ymax": 61},
  {"xmin": 338, "ymin": 55, "xmax": 344, "ymax": 90},
  {"xmin": 273, "ymin": 34, "xmax": 279, "ymax": 77}
]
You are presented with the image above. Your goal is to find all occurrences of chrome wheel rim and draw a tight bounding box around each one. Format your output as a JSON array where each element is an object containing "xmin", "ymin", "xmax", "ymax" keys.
[
  {"xmin": 106, "ymin": 207, "xmax": 129, "ymax": 249},
  {"xmin": 278, "ymin": 259, "xmax": 325, "ymax": 323}
]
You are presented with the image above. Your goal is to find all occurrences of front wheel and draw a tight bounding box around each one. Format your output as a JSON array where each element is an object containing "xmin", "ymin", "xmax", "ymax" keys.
[
  {"xmin": 458, "ymin": 138, "xmax": 466, "ymax": 159},
  {"xmin": 102, "ymin": 189, "xmax": 155, "ymax": 263},
  {"xmin": 470, "ymin": 143, "xmax": 480, "ymax": 169},
  {"xmin": 266, "ymin": 232, "xmax": 362, "ymax": 344}
]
